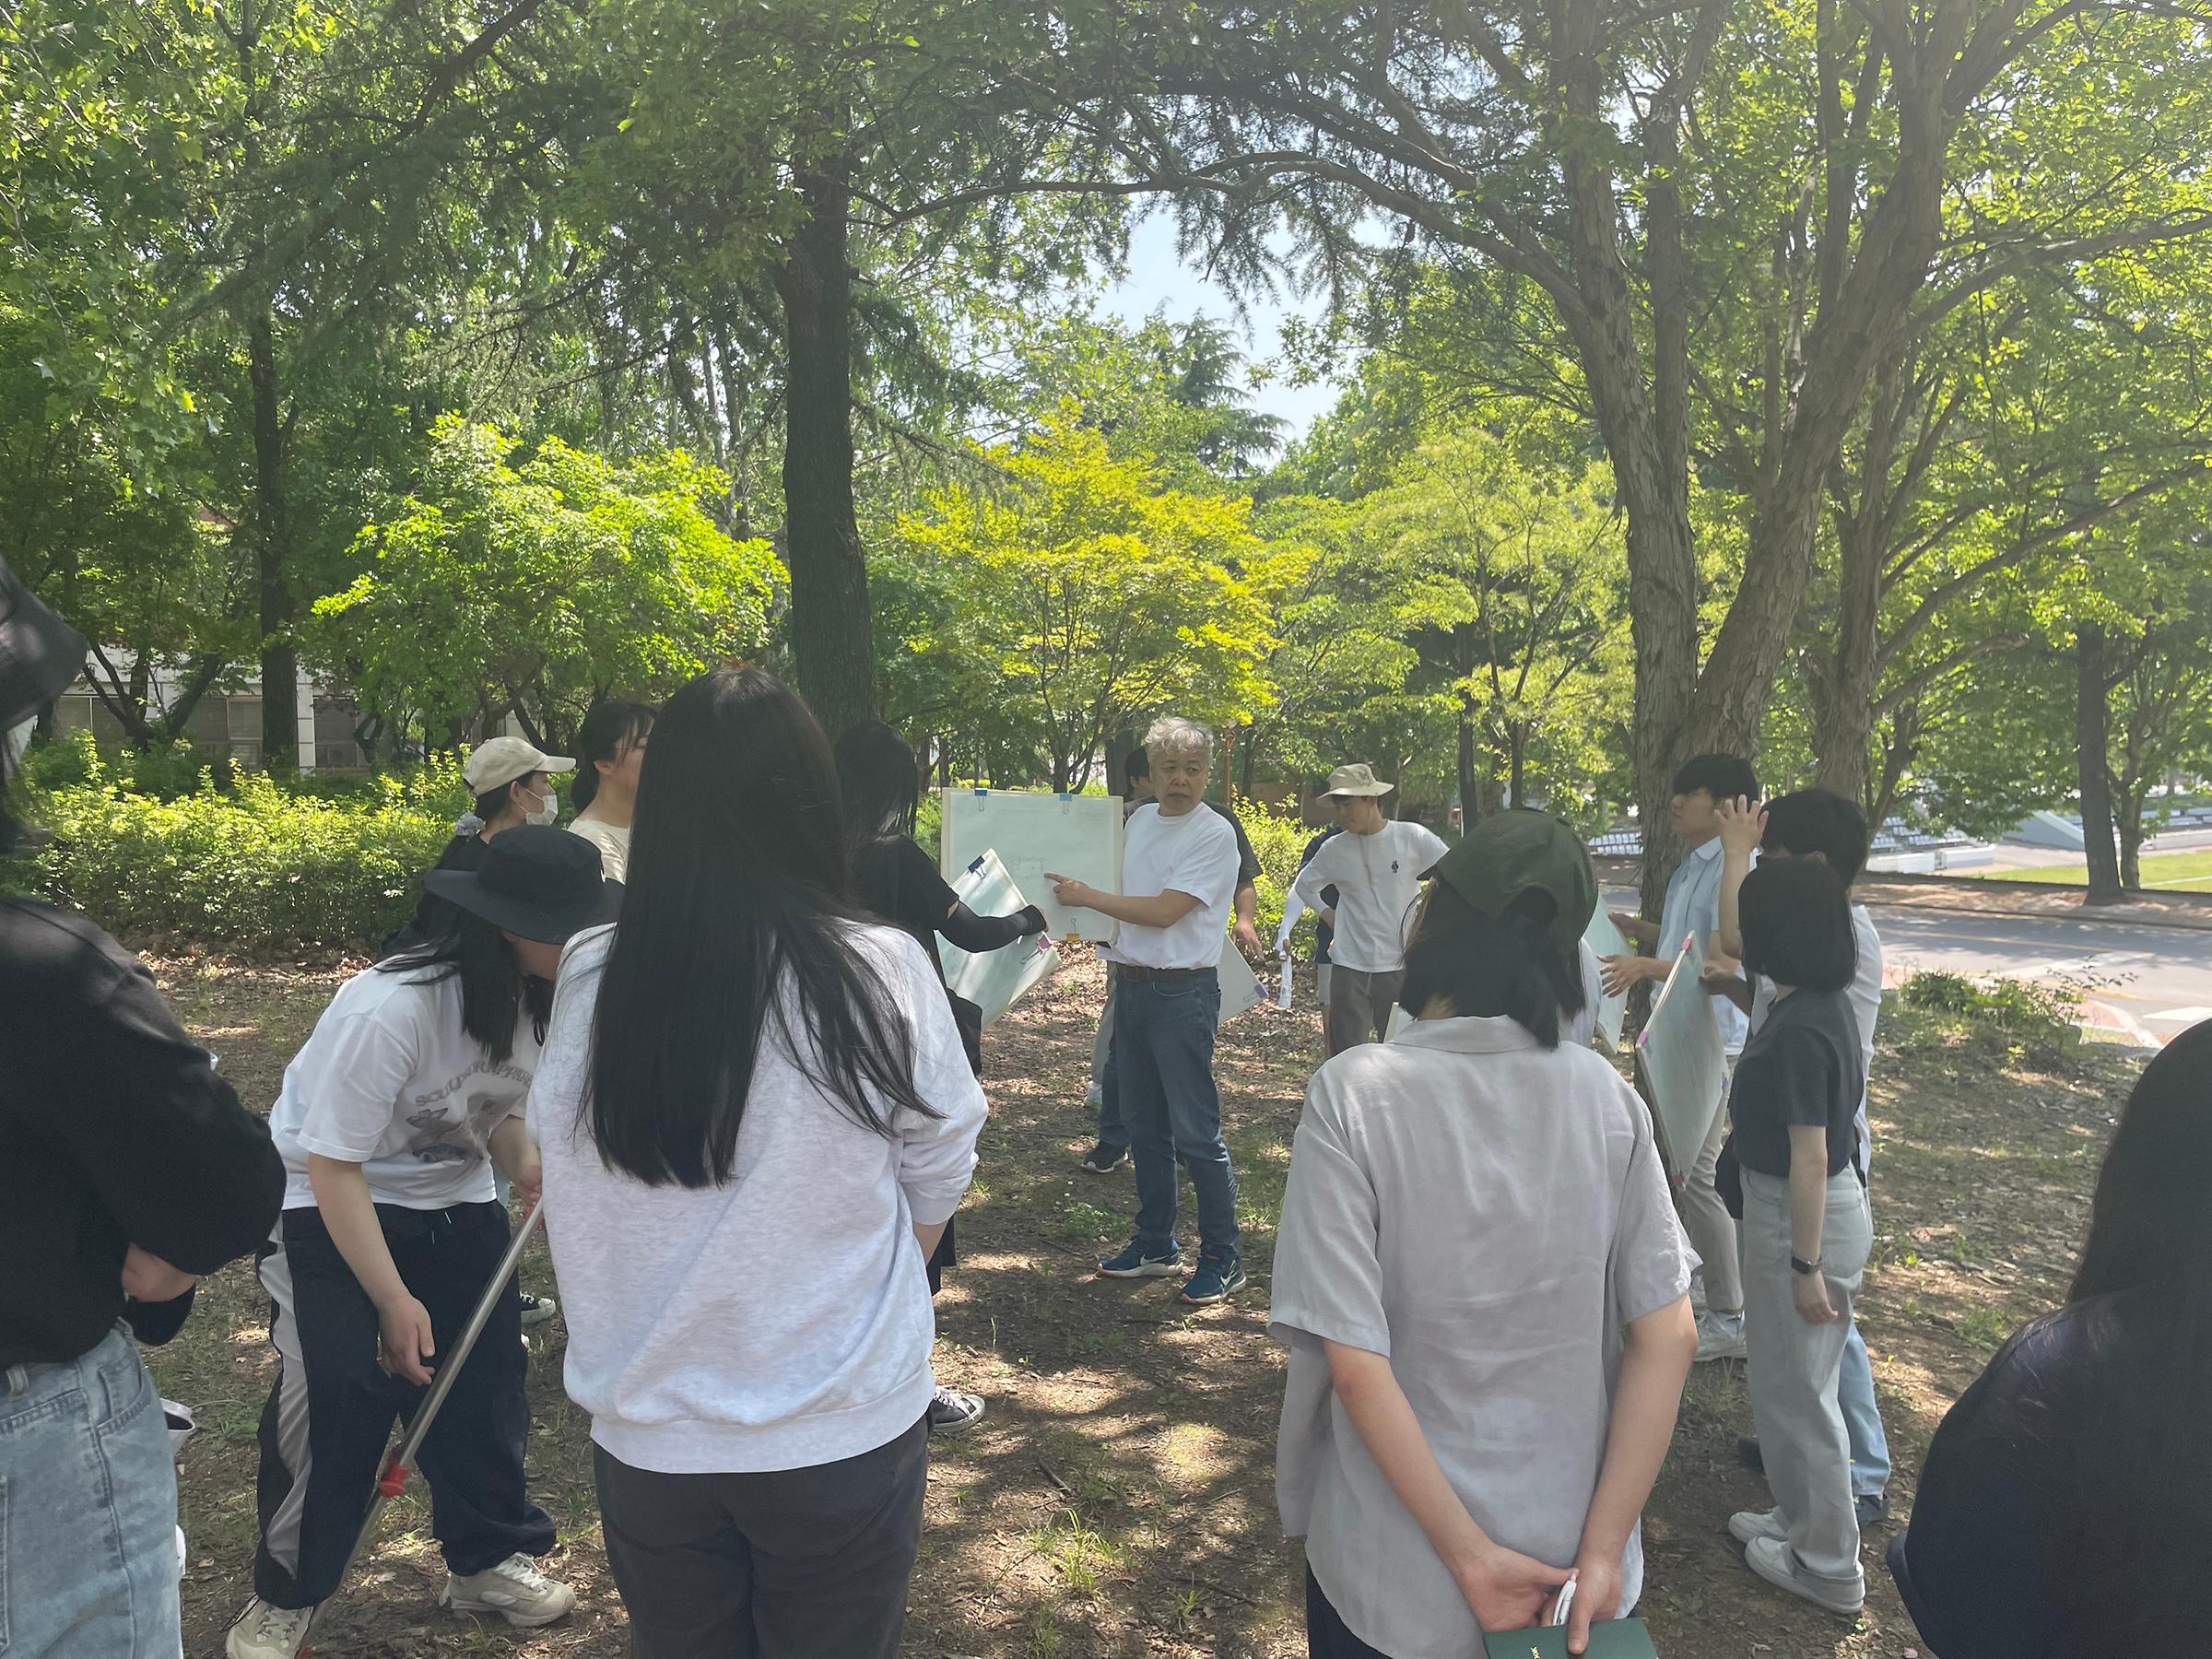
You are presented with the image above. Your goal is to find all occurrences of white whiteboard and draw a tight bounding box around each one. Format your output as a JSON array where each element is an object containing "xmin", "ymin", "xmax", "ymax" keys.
[
  {"xmin": 940, "ymin": 789, "xmax": 1124, "ymax": 943},
  {"xmin": 1635, "ymin": 933, "xmax": 1724, "ymax": 1177},
  {"xmin": 938, "ymin": 849, "xmax": 1060, "ymax": 1027},
  {"xmin": 1583, "ymin": 911, "xmax": 1631, "ymax": 1052}
]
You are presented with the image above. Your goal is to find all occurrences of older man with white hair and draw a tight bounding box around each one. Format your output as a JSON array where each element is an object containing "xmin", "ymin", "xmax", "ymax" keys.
[{"xmin": 1048, "ymin": 716, "xmax": 1246, "ymax": 1305}]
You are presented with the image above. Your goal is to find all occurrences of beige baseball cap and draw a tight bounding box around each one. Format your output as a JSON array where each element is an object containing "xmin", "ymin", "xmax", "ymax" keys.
[
  {"xmin": 1323, "ymin": 762, "xmax": 1394, "ymax": 798},
  {"xmin": 464, "ymin": 735, "xmax": 574, "ymax": 794}
]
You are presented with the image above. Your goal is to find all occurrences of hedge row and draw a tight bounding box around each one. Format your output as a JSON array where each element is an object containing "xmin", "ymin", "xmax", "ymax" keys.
[{"xmin": 11, "ymin": 736, "xmax": 466, "ymax": 955}]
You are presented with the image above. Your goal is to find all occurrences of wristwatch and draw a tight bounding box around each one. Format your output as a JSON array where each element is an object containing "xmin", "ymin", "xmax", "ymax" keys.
[{"xmin": 1790, "ymin": 1253, "xmax": 1823, "ymax": 1277}]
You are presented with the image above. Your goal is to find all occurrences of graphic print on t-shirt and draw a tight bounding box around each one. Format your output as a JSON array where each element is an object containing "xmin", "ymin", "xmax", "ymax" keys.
[{"xmin": 400, "ymin": 1063, "xmax": 531, "ymax": 1165}]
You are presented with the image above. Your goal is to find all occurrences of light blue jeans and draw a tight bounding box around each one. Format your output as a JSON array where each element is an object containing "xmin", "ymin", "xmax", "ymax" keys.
[
  {"xmin": 1840, "ymin": 1318, "xmax": 1892, "ymax": 1500},
  {"xmin": 0, "ymin": 1324, "xmax": 181, "ymax": 1658}
]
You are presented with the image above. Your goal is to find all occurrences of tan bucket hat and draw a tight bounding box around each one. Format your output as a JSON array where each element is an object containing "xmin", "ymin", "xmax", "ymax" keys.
[{"xmin": 1323, "ymin": 762, "xmax": 1394, "ymax": 798}]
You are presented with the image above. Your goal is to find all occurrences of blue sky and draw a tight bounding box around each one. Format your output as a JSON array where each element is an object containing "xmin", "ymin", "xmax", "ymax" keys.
[{"xmin": 1093, "ymin": 209, "xmax": 1346, "ymax": 446}]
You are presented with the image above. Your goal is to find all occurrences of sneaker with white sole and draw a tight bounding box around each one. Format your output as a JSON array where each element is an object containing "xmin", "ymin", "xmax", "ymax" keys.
[
  {"xmin": 1728, "ymin": 1507, "xmax": 1789, "ymax": 1546},
  {"xmin": 1694, "ymin": 1308, "xmax": 1747, "ymax": 1362},
  {"xmin": 1743, "ymin": 1535, "xmax": 1865, "ymax": 1615},
  {"xmin": 1098, "ymin": 1240, "xmax": 1183, "ymax": 1278},
  {"xmin": 928, "ymin": 1385, "xmax": 985, "ymax": 1434},
  {"xmin": 441, "ymin": 1552, "xmax": 577, "ymax": 1628},
  {"xmin": 519, "ymin": 1293, "xmax": 558, "ymax": 1327},
  {"xmin": 225, "ymin": 1597, "xmax": 314, "ymax": 1659}
]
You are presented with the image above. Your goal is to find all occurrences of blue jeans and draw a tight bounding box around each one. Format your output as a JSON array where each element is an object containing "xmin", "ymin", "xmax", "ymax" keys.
[
  {"xmin": 1113, "ymin": 971, "xmax": 1238, "ymax": 1262},
  {"xmin": 1841, "ymin": 1318, "xmax": 1892, "ymax": 1500},
  {"xmin": 0, "ymin": 1324, "xmax": 181, "ymax": 1658}
]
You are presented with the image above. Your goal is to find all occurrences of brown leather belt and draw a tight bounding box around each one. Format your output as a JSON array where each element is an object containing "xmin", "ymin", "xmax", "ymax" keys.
[{"xmin": 1112, "ymin": 963, "xmax": 1211, "ymax": 982}]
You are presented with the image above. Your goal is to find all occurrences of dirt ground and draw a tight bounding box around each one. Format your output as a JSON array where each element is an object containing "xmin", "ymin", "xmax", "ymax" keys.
[{"xmin": 147, "ymin": 949, "xmax": 2140, "ymax": 1659}]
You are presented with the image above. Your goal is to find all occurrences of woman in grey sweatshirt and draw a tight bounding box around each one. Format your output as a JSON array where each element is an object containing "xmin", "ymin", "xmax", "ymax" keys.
[{"xmin": 527, "ymin": 667, "xmax": 987, "ymax": 1659}]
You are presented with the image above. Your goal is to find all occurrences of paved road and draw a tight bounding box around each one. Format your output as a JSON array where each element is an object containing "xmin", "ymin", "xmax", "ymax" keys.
[
  {"xmin": 1868, "ymin": 905, "xmax": 2212, "ymax": 1047},
  {"xmin": 1602, "ymin": 888, "xmax": 2212, "ymax": 1046}
]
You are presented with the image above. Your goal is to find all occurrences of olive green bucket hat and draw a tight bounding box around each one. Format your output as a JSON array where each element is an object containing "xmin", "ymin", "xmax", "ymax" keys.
[{"xmin": 1428, "ymin": 809, "xmax": 1597, "ymax": 956}]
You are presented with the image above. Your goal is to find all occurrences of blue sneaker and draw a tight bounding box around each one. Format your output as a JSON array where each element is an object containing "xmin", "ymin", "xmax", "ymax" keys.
[
  {"xmin": 1098, "ymin": 1240, "xmax": 1183, "ymax": 1278},
  {"xmin": 1178, "ymin": 1252, "xmax": 1247, "ymax": 1304}
]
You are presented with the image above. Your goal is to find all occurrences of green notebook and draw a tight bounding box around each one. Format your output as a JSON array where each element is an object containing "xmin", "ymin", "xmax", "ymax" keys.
[{"xmin": 1482, "ymin": 1616, "xmax": 1658, "ymax": 1659}]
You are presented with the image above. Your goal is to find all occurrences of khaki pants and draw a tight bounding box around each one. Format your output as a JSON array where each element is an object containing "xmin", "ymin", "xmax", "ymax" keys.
[
  {"xmin": 1678, "ymin": 1069, "xmax": 1742, "ymax": 1313},
  {"xmin": 1741, "ymin": 1169, "xmax": 1874, "ymax": 1589},
  {"xmin": 1325, "ymin": 968, "xmax": 1403, "ymax": 1057}
]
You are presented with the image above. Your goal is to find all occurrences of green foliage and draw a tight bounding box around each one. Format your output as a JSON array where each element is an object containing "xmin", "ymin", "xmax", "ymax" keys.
[
  {"xmin": 308, "ymin": 415, "xmax": 782, "ymax": 749},
  {"xmin": 20, "ymin": 761, "xmax": 465, "ymax": 954},
  {"xmin": 886, "ymin": 418, "xmax": 1277, "ymax": 790},
  {"xmin": 1233, "ymin": 796, "xmax": 1314, "ymax": 944},
  {"xmin": 1898, "ymin": 971, "xmax": 2086, "ymax": 1070}
]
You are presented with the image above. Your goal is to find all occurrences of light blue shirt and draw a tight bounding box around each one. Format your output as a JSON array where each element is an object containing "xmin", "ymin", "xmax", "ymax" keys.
[{"xmin": 1657, "ymin": 837, "xmax": 1750, "ymax": 1055}]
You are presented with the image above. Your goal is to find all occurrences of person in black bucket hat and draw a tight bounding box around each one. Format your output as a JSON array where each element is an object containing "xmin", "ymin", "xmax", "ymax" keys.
[
  {"xmin": 1, "ymin": 556, "xmax": 288, "ymax": 1658},
  {"xmin": 225, "ymin": 825, "xmax": 616, "ymax": 1658}
]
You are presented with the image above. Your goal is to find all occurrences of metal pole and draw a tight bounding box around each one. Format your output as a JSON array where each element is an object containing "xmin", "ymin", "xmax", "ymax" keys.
[{"xmin": 293, "ymin": 1198, "xmax": 545, "ymax": 1657}]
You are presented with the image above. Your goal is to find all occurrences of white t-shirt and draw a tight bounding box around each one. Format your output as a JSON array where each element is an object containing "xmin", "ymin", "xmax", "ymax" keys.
[
  {"xmin": 1272, "ymin": 1017, "xmax": 1697, "ymax": 1658},
  {"xmin": 1750, "ymin": 902, "xmax": 1884, "ymax": 1176},
  {"xmin": 567, "ymin": 818, "xmax": 630, "ymax": 883},
  {"xmin": 1290, "ymin": 819, "xmax": 1450, "ymax": 973},
  {"xmin": 267, "ymin": 966, "xmax": 537, "ymax": 1209},
  {"xmin": 530, "ymin": 922, "xmax": 988, "ymax": 1474},
  {"xmin": 1100, "ymin": 803, "xmax": 1240, "ymax": 971}
]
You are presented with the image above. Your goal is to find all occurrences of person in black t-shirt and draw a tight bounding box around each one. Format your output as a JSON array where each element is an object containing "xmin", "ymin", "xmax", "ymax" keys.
[
  {"xmin": 834, "ymin": 723, "xmax": 1046, "ymax": 1434},
  {"xmin": 1721, "ymin": 857, "xmax": 1872, "ymax": 1617},
  {"xmin": 1, "ymin": 558, "xmax": 286, "ymax": 1658}
]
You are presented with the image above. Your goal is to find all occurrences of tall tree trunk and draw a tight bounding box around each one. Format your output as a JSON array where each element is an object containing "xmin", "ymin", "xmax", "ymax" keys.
[
  {"xmin": 1812, "ymin": 493, "xmax": 1884, "ymax": 809},
  {"xmin": 773, "ymin": 156, "xmax": 877, "ymax": 738},
  {"xmin": 248, "ymin": 308, "xmax": 298, "ymax": 768},
  {"xmin": 2117, "ymin": 788, "xmax": 2145, "ymax": 892},
  {"xmin": 2076, "ymin": 622, "xmax": 2124, "ymax": 904}
]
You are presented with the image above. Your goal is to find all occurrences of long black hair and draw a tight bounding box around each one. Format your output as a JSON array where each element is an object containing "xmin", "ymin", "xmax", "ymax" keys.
[
  {"xmin": 585, "ymin": 667, "xmax": 937, "ymax": 1187},
  {"xmin": 571, "ymin": 699, "xmax": 655, "ymax": 812},
  {"xmin": 1397, "ymin": 882, "xmax": 1583, "ymax": 1047},
  {"xmin": 833, "ymin": 721, "xmax": 921, "ymax": 857},
  {"xmin": 2071, "ymin": 1021, "xmax": 2212, "ymax": 1303},
  {"xmin": 378, "ymin": 905, "xmax": 550, "ymax": 1064}
]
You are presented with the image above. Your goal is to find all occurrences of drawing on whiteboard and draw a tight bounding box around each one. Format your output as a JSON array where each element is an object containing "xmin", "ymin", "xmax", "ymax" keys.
[
  {"xmin": 1635, "ymin": 934, "xmax": 1724, "ymax": 1177},
  {"xmin": 939, "ymin": 789, "xmax": 1124, "ymax": 943}
]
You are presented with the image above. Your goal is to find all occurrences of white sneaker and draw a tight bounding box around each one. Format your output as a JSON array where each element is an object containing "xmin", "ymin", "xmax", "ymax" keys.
[
  {"xmin": 1728, "ymin": 1507, "xmax": 1789, "ymax": 1545},
  {"xmin": 1694, "ymin": 1309, "xmax": 1747, "ymax": 1362},
  {"xmin": 1744, "ymin": 1535, "xmax": 1865, "ymax": 1615},
  {"xmin": 225, "ymin": 1597, "xmax": 313, "ymax": 1659},
  {"xmin": 441, "ymin": 1552, "xmax": 578, "ymax": 1628}
]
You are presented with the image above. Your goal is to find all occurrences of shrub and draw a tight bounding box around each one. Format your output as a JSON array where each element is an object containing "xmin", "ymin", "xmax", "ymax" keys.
[
  {"xmin": 1899, "ymin": 969, "xmax": 2085, "ymax": 1066},
  {"xmin": 1235, "ymin": 795, "xmax": 1318, "ymax": 945},
  {"xmin": 18, "ymin": 765, "xmax": 462, "ymax": 955}
]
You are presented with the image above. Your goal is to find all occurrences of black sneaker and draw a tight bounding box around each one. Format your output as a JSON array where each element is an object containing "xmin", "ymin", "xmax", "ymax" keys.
[
  {"xmin": 519, "ymin": 1294, "xmax": 558, "ymax": 1328},
  {"xmin": 1737, "ymin": 1435, "xmax": 1765, "ymax": 1476},
  {"xmin": 927, "ymin": 1386, "xmax": 985, "ymax": 1434},
  {"xmin": 1855, "ymin": 1492, "xmax": 1889, "ymax": 1528},
  {"xmin": 1078, "ymin": 1141, "xmax": 1129, "ymax": 1174}
]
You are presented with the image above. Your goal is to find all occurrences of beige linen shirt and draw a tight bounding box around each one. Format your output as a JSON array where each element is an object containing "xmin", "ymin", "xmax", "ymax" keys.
[{"xmin": 1270, "ymin": 1016, "xmax": 1697, "ymax": 1659}]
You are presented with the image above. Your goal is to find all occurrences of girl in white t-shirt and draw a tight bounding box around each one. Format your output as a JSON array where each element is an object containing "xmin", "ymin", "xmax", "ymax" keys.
[
  {"xmin": 225, "ymin": 828, "xmax": 618, "ymax": 1659},
  {"xmin": 566, "ymin": 698, "xmax": 653, "ymax": 881}
]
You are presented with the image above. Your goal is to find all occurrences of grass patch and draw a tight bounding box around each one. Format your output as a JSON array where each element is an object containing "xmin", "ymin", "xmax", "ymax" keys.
[{"xmin": 1967, "ymin": 848, "xmax": 2212, "ymax": 890}]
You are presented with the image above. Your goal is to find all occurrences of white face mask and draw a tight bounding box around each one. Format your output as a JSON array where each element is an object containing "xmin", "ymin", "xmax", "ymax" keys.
[
  {"xmin": 2, "ymin": 717, "xmax": 30, "ymax": 779},
  {"xmin": 519, "ymin": 783, "xmax": 558, "ymax": 827}
]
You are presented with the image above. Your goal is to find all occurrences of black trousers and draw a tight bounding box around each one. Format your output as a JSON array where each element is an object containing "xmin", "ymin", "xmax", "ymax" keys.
[
  {"xmin": 251, "ymin": 1201, "xmax": 554, "ymax": 1607},
  {"xmin": 1306, "ymin": 1566, "xmax": 1394, "ymax": 1659},
  {"xmin": 594, "ymin": 1417, "xmax": 930, "ymax": 1659}
]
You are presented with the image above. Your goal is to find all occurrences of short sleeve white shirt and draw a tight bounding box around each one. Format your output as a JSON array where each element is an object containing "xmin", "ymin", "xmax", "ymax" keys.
[
  {"xmin": 1289, "ymin": 820, "xmax": 1451, "ymax": 973},
  {"xmin": 1100, "ymin": 804, "xmax": 1239, "ymax": 971},
  {"xmin": 1271, "ymin": 1017, "xmax": 1698, "ymax": 1657},
  {"xmin": 267, "ymin": 966, "xmax": 536, "ymax": 1209}
]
